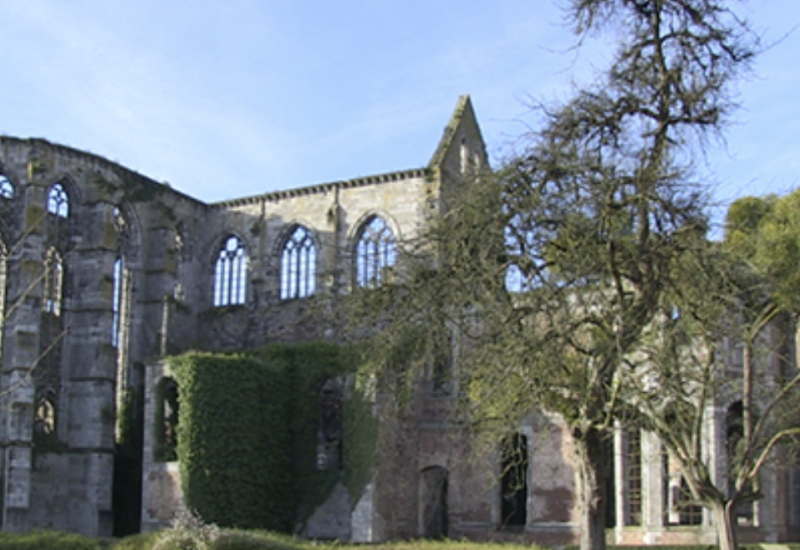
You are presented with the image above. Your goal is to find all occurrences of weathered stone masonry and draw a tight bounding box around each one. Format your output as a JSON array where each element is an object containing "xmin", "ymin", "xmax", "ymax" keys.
[
  {"xmin": 0, "ymin": 96, "xmax": 487, "ymax": 537},
  {"xmin": 1, "ymin": 96, "xmax": 799, "ymax": 544}
]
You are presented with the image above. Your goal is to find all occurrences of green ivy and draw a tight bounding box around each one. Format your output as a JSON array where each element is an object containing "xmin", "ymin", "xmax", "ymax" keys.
[
  {"xmin": 168, "ymin": 342, "xmax": 376, "ymax": 532},
  {"xmin": 343, "ymin": 373, "xmax": 378, "ymax": 503}
]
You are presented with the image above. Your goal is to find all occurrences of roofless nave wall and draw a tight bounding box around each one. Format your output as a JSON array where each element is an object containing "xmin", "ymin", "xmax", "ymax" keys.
[{"xmin": 0, "ymin": 97, "xmax": 797, "ymax": 545}]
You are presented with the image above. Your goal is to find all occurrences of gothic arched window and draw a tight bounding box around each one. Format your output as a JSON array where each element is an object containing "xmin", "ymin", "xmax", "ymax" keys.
[
  {"xmin": 43, "ymin": 248, "xmax": 63, "ymax": 316},
  {"xmin": 0, "ymin": 173, "xmax": 13, "ymax": 199},
  {"xmin": 355, "ymin": 216, "xmax": 395, "ymax": 288},
  {"xmin": 280, "ymin": 226, "xmax": 316, "ymax": 300},
  {"xmin": 47, "ymin": 183, "xmax": 69, "ymax": 218},
  {"xmin": 213, "ymin": 236, "xmax": 248, "ymax": 307}
]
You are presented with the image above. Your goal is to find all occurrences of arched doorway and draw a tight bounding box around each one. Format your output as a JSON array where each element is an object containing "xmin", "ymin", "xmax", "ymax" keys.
[{"xmin": 420, "ymin": 466, "xmax": 449, "ymax": 538}]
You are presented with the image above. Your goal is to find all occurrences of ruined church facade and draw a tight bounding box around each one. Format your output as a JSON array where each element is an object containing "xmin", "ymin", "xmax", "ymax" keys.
[{"xmin": 0, "ymin": 97, "xmax": 799, "ymax": 544}]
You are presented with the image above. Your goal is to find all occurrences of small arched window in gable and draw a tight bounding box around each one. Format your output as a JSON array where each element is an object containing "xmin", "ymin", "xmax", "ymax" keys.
[
  {"xmin": 280, "ymin": 225, "xmax": 316, "ymax": 300},
  {"xmin": 47, "ymin": 183, "xmax": 69, "ymax": 218},
  {"xmin": 213, "ymin": 235, "xmax": 248, "ymax": 307},
  {"xmin": 43, "ymin": 248, "xmax": 64, "ymax": 316},
  {"xmin": 0, "ymin": 173, "xmax": 14, "ymax": 199},
  {"xmin": 355, "ymin": 216, "xmax": 395, "ymax": 288}
]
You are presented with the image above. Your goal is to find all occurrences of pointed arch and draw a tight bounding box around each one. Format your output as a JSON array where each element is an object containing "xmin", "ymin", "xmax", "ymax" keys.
[
  {"xmin": 112, "ymin": 201, "xmax": 142, "ymax": 261},
  {"xmin": 213, "ymin": 235, "xmax": 248, "ymax": 306},
  {"xmin": 280, "ymin": 225, "xmax": 317, "ymax": 300},
  {"xmin": 355, "ymin": 215, "xmax": 396, "ymax": 288}
]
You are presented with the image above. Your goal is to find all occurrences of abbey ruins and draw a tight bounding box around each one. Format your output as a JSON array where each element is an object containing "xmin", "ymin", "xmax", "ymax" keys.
[{"xmin": 0, "ymin": 97, "xmax": 798, "ymax": 544}]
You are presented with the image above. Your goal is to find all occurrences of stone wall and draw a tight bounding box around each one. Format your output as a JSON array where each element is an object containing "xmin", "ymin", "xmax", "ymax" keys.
[
  {"xmin": 3, "ymin": 96, "xmax": 799, "ymax": 546},
  {"xmin": 0, "ymin": 137, "xmax": 206, "ymax": 535}
]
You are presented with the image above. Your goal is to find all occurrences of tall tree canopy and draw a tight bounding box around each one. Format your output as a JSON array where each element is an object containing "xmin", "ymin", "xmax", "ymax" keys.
[{"xmin": 348, "ymin": 2, "xmax": 759, "ymax": 550}]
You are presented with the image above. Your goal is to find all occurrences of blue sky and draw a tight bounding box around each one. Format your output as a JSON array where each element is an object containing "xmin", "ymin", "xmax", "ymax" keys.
[{"xmin": 1, "ymin": 1, "xmax": 798, "ymax": 224}]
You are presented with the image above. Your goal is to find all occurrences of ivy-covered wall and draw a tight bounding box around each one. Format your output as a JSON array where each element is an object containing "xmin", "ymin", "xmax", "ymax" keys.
[{"xmin": 167, "ymin": 342, "xmax": 376, "ymax": 532}]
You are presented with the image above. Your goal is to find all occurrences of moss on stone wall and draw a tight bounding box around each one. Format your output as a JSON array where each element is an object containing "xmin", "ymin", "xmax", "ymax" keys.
[
  {"xmin": 167, "ymin": 341, "xmax": 376, "ymax": 532},
  {"xmin": 343, "ymin": 373, "xmax": 378, "ymax": 504}
]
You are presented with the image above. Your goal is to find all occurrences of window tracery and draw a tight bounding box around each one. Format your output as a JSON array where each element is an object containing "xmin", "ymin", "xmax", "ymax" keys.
[
  {"xmin": 47, "ymin": 183, "xmax": 69, "ymax": 218},
  {"xmin": 280, "ymin": 226, "xmax": 316, "ymax": 300},
  {"xmin": 213, "ymin": 235, "xmax": 248, "ymax": 307},
  {"xmin": 0, "ymin": 173, "xmax": 13, "ymax": 199},
  {"xmin": 355, "ymin": 216, "xmax": 395, "ymax": 288}
]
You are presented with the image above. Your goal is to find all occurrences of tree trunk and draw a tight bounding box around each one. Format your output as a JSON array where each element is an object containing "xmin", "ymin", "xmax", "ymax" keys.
[
  {"xmin": 711, "ymin": 500, "xmax": 738, "ymax": 550},
  {"xmin": 573, "ymin": 426, "xmax": 608, "ymax": 550},
  {"xmin": 743, "ymin": 339, "xmax": 754, "ymax": 446}
]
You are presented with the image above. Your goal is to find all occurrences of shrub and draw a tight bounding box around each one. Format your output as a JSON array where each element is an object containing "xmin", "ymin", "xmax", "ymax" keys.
[
  {"xmin": 0, "ymin": 530, "xmax": 102, "ymax": 550},
  {"xmin": 168, "ymin": 342, "xmax": 373, "ymax": 531}
]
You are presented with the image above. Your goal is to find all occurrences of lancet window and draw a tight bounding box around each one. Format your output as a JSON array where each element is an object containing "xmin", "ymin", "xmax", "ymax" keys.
[
  {"xmin": 112, "ymin": 257, "xmax": 124, "ymax": 346},
  {"xmin": 280, "ymin": 226, "xmax": 316, "ymax": 300},
  {"xmin": 43, "ymin": 248, "xmax": 63, "ymax": 316}
]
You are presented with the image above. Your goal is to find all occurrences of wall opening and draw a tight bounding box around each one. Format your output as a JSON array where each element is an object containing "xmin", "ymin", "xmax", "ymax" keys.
[
  {"xmin": 501, "ymin": 433, "xmax": 528, "ymax": 527},
  {"xmin": 420, "ymin": 466, "xmax": 448, "ymax": 538},
  {"xmin": 625, "ymin": 429, "xmax": 642, "ymax": 526},
  {"xmin": 155, "ymin": 377, "xmax": 179, "ymax": 462},
  {"xmin": 727, "ymin": 400, "xmax": 754, "ymax": 525},
  {"xmin": 663, "ymin": 450, "xmax": 703, "ymax": 525},
  {"xmin": 316, "ymin": 377, "xmax": 344, "ymax": 470}
]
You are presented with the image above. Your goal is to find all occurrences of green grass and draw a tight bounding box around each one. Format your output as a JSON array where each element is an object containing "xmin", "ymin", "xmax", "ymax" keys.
[{"xmin": 4, "ymin": 529, "xmax": 799, "ymax": 550}]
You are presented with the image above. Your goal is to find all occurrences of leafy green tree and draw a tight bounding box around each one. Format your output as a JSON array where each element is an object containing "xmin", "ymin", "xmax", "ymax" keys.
[{"xmin": 348, "ymin": 2, "xmax": 756, "ymax": 550}]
